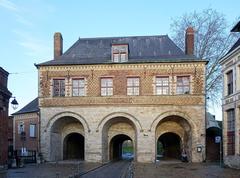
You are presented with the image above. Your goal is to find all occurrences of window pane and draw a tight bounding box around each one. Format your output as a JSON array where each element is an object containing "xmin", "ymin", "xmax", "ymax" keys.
[
  {"xmin": 121, "ymin": 53, "xmax": 127, "ymax": 62},
  {"xmin": 29, "ymin": 124, "xmax": 36, "ymax": 137},
  {"xmin": 113, "ymin": 54, "xmax": 119, "ymax": 62}
]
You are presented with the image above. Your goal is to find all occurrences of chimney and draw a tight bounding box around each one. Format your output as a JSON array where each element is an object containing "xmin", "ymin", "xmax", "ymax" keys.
[
  {"xmin": 54, "ymin": 32, "xmax": 63, "ymax": 59},
  {"xmin": 185, "ymin": 27, "xmax": 194, "ymax": 55}
]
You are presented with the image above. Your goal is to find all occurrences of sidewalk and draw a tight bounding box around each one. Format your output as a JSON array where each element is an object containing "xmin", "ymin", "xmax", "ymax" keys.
[
  {"xmin": 7, "ymin": 162, "xmax": 102, "ymax": 178},
  {"xmin": 133, "ymin": 162, "xmax": 240, "ymax": 178}
]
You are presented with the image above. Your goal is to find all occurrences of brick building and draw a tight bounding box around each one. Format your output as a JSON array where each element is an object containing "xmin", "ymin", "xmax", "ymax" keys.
[
  {"xmin": 0, "ymin": 67, "xmax": 12, "ymax": 168},
  {"xmin": 36, "ymin": 28, "xmax": 207, "ymax": 163},
  {"xmin": 12, "ymin": 98, "xmax": 39, "ymax": 156},
  {"xmin": 220, "ymin": 21, "xmax": 240, "ymax": 169}
]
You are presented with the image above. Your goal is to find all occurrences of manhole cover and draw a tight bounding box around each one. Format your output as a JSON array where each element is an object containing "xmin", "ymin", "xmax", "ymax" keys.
[
  {"xmin": 190, "ymin": 168, "xmax": 197, "ymax": 171},
  {"xmin": 174, "ymin": 166, "xmax": 184, "ymax": 169},
  {"xmin": 14, "ymin": 171, "xmax": 25, "ymax": 173}
]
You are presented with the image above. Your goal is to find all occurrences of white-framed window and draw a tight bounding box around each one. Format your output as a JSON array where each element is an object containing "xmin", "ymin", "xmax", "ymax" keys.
[
  {"xmin": 101, "ymin": 78, "xmax": 113, "ymax": 96},
  {"xmin": 155, "ymin": 76, "xmax": 169, "ymax": 95},
  {"xmin": 29, "ymin": 124, "xmax": 36, "ymax": 138},
  {"xmin": 227, "ymin": 109, "xmax": 235, "ymax": 155},
  {"xmin": 72, "ymin": 78, "xmax": 85, "ymax": 96},
  {"xmin": 53, "ymin": 79, "xmax": 65, "ymax": 97},
  {"xmin": 18, "ymin": 121, "xmax": 24, "ymax": 134},
  {"xmin": 227, "ymin": 70, "xmax": 233, "ymax": 95},
  {"xmin": 111, "ymin": 44, "xmax": 128, "ymax": 62},
  {"xmin": 176, "ymin": 76, "xmax": 190, "ymax": 94},
  {"xmin": 127, "ymin": 77, "xmax": 140, "ymax": 96}
]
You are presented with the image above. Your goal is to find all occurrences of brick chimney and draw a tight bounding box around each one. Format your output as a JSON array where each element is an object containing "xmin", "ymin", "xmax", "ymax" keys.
[
  {"xmin": 185, "ymin": 27, "xmax": 194, "ymax": 55},
  {"xmin": 54, "ymin": 32, "xmax": 63, "ymax": 59}
]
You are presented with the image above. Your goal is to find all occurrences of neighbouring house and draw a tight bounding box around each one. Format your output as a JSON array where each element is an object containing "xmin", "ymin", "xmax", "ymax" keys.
[
  {"xmin": 12, "ymin": 98, "xmax": 39, "ymax": 163},
  {"xmin": 220, "ymin": 21, "xmax": 240, "ymax": 169},
  {"xmin": 0, "ymin": 67, "xmax": 12, "ymax": 170},
  {"xmin": 35, "ymin": 27, "xmax": 207, "ymax": 163}
]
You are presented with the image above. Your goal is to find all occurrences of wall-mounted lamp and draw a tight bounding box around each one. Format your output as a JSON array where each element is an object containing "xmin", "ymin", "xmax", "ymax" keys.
[{"xmin": 11, "ymin": 97, "xmax": 19, "ymax": 110}]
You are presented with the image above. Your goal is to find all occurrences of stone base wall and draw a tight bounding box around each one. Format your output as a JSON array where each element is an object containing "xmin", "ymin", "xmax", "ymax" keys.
[{"xmin": 40, "ymin": 105, "xmax": 205, "ymax": 163}]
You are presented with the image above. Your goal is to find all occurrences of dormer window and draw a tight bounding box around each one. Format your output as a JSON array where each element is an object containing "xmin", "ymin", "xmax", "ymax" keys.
[{"xmin": 112, "ymin": 44, "xmax": 128, "ymax": 62}]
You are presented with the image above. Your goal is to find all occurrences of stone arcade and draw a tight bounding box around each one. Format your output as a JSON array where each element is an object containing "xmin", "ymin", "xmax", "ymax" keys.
[{"xmin": 36, "ymin": 28, "xmax": 207, "ymax": 163}]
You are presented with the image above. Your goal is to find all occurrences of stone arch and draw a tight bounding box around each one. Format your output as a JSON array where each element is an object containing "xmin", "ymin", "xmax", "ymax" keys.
[
  {"xmin": 47, "ymin": 111, "xmax": 90, "ymax": 133},
  {"xmin": 153, "ymin": 111, "xmax": 194, "ymax": 161},
  {"xmin": 150, "ymin": 111, "xmax": 196, "ymax": 132},
  {"xmin": 96, "ymin": 112, "xmax": 143, "ymax": 133},
  {"xmin": 100, "ymin": 113, "xmax": 138, "ymax": 162},
  {"xmin": 47, "ymin": 112, "xmax": 88, "ymax": 161}
]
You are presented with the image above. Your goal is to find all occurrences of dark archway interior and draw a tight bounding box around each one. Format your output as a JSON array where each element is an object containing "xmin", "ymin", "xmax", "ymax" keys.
[
  {"xmin": 206, "ymin": 127, "xmax": 221, "ymax": 161},
  {"xmin": 158, "ymin": 132, "xmax": 181, "ymax": 159},
  {"xmin": 110, "ymin": 134, "xmax": 133, "ymax": 160},
  {"xmin": 64, "ymin": 133, "xmax": 84, "ymax": 160}
]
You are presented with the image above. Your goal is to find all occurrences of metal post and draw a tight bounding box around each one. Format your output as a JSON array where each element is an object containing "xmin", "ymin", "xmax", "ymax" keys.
[{"xmin": 220, "ymin": 139, "xmax": 222, "ymax": 167}]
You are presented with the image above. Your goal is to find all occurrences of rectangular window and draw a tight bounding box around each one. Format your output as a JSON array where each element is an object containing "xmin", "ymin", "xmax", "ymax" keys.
[
  {"xmin": 176, "ymin": 76, "xmax": 190, "ymax": 94},
  {"xmin": 29, "ymin": 124, "xmax": 36, "ymax": 138},
  {"xmin": 18, "ymin": 122, "xmax": 24, "ymax": 134},
  {"xmin": 72, "ymin": 78, "xmax": 85, "ymax": 96},
  {"xmin": 53, "ymin": 79, "xmax": 65, "ymax": 97},
  {"xmin": 127, "ymin": 77, "xmax": 140, "ymax": 96},
  {"xmin": 156, "ymin": 77, "xmax": 169, "ymax": 95},
  {"xmin": 227, "ymin": 109, "xmax": 235, "ymax": 155},
  {"xmin": 227, "ymin": 71, "xmax": 233, "ymax": 95},
  {"xmin": 101, "ymin": 78, "xmax": 113, "ymax": 96},
  {"xmin": 113, "ymin": 53, "xmax": 119, "ymax": 62}
]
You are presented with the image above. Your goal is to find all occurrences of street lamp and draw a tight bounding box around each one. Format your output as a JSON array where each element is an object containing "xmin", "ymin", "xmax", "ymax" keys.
[{"xmin": 10, "ymin": 97, "xmax": 18, "ymax": 110}]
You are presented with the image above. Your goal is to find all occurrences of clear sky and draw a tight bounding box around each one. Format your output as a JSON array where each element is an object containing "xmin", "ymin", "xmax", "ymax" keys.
[{"xmin": 0, "ymin": 0, "xmax": 239, "ymax": 119}]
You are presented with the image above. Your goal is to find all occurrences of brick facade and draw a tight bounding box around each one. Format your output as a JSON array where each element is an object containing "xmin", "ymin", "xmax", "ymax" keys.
[
  {"xmin": 0, "ymin": 67, "xmax": 11, "ymax": 168},
  {"xmin": 38, "ymin": 62, "xmax": 206, "ymax": 163}
]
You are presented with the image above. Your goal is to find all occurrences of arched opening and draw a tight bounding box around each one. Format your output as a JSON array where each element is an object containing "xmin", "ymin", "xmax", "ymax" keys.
[
  {"xmin": 155, "ymin": 115, "xmax": 192, "ymax": 161},
  {"xmin": 157, "ymin": 132, "xmax": 181, "ymax": 160},
  {"xmin": 109, "ymin": 134, "xmax": 133, "ymax": 160},
  {"xmin": 50, "ymin": 116, "xmax": 85, "ymax": 161},
  {"xmin": 206, "ymin": 127, "xmax": 221, "ymax": 161},
  {"xmin": 63, "ymin": 133, "xmax": 84, "ymax": 160},
  {"xmin": 101, "ymin": 116, "xmax": 137, "ymax": 162}
]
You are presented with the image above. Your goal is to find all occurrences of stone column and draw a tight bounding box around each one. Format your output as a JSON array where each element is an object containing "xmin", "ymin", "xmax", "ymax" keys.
[{"xmin": 136, "ymin": 131, "xmax": 154, "ymax": 163}]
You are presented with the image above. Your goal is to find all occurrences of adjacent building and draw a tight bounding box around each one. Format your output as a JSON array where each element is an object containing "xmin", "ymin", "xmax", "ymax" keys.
[
  {"xmin": 0, "ymin": 67, "xmax": 12, "ymax": 168},
  {"xmin": 12, "ymin": 98, "xmax": 39, "ymax": 159},
  {"xmin": 36, "ymin": 28, "xmax": 207, "ymax": 163},
  {"xmin": 220, "ymin": 21, "xmax": 240, "ymax": 169}
]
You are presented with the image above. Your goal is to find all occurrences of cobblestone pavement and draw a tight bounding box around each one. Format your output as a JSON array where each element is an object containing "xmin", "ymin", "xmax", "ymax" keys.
[
  {"xmin": 7, "ymin": 162, "xmax": 101, "ymax": 178},
  {"xmin": 133, "ymin": 162, "xmax": 240, "ymax": 178},
  {"xmin": 81, "ymin": 160, "xmax": 131, "ymax": 178}
]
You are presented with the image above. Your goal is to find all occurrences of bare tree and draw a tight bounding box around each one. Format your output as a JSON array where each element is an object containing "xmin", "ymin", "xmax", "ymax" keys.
[{"xmin": 170, "ymin": 9, "xmax": 239, "ymax": 106}]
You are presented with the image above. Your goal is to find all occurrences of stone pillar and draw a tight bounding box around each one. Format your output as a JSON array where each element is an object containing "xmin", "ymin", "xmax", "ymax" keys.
[
  {"xmin": 137, "ymin": 131, "xmax": 154, "ymax": 163},
  {"xmin": 85, "ymin": 130, "xmax": 102, "ymax": 162}
]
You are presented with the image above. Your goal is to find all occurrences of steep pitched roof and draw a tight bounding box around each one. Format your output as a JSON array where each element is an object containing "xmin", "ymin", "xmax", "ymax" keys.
[
  {"xmin": 231, "ymin": 21, "xmax": 240, "ymax": 32},
  {"xmin": 36, "ymin": 35, "xmax": 204, "ymax": 67},
  {"xmin": 225, "ymin": 38, "xmax": 240, "ymax": 55},
  {"xmin": 12, "ymin": 98, "xmax": 39, "ymax": 115}
]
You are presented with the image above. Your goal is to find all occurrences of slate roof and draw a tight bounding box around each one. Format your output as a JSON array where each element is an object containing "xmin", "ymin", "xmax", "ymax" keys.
[
  {"xmin": 225, "ymin": 38, "xmax": 240, "ymax": 56},
  {"xmin": 36, "ymin": 35, "xmax": 205, "ymax": 67},
  {"xmin": 12, "ymin": 97, "xmax": 39, "ymax": 115},
  {"xmin": 231, "ymin": 21, "xmax": 240, "ymax": 32}
]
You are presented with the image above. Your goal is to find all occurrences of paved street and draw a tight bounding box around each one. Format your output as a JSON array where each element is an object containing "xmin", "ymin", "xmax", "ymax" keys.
[
  {"xmin": 134, "ymin": 162, "xmax": 240, "ymax": 178},
  {"xmin": 81, "ymin": 160, "xmax": 131, "ymax": 178}
]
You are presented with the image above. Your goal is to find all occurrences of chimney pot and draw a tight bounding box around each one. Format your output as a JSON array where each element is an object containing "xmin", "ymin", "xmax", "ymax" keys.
[
  {"xmin": 185, "ymin": 27, "xmax": 194, "ymax": 55},
  {"xmin": 54, "ymin": 32, "xmax": 63, "ymax": 59}
]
